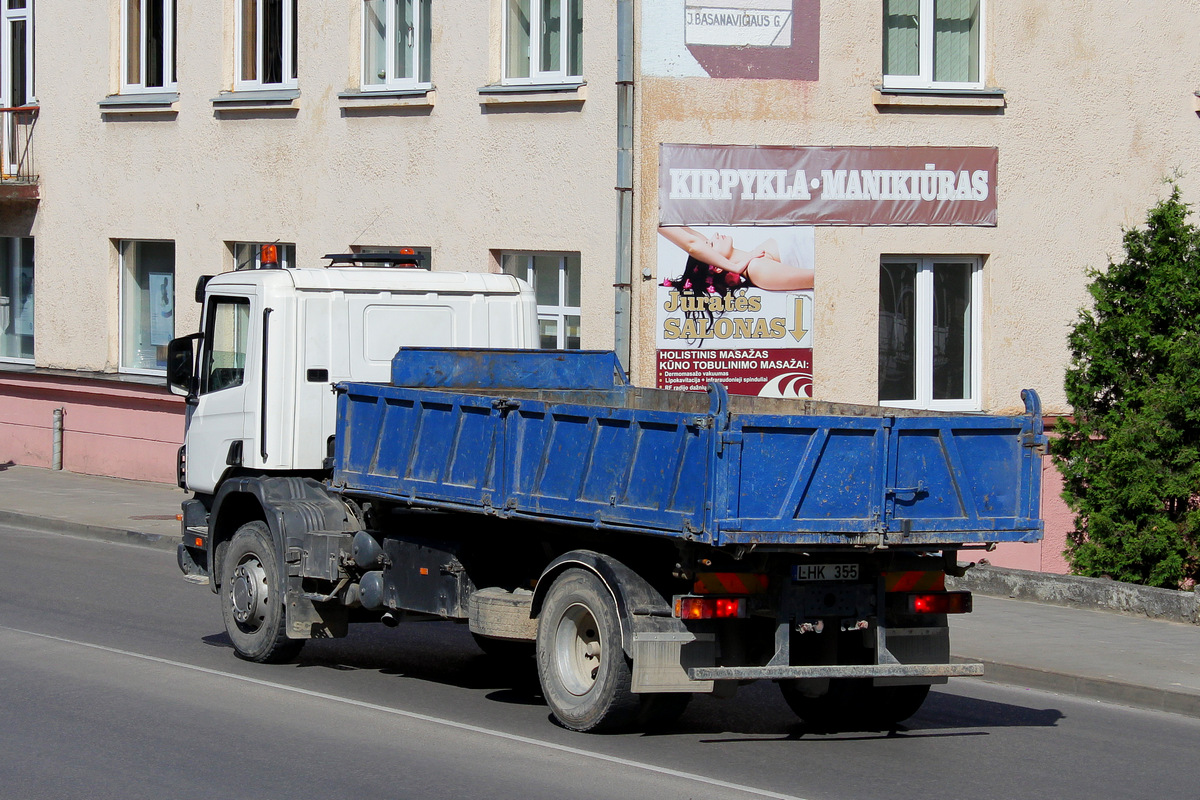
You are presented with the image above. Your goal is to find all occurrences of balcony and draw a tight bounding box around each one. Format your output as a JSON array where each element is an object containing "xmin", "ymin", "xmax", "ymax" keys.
[{"xmin": 0, "ymin": 105, "xmax": 38, "ymax": 204}]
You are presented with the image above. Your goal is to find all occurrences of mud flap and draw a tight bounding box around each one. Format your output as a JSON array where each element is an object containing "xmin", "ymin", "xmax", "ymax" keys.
[
  {"xmin": 285, "ymin": 580, "xmax": 348, "ymax": 639},
  {"xmin": 629, "ymin": 615, "xmax": 716, "ymax": 693}
]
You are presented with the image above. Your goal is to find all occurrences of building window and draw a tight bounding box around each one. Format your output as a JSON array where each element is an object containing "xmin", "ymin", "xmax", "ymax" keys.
[
  {"xmin": 351, "ymin": 244, "xmax": 432, "ymax": 269},
  {"xmin": 0, "ymin": 237, "xmax": 33, "ymax": 362},
  {"xmin": 878, "ymin": 257, "xmax": 980, "ymax": 410},
  {"xmin": 236, "ymin": 0, "xmax": 297, "ymax": 90},
  {"xmin": 503, "ymin": 0, "xmax": 582, "ymax": 85},
  {"xmin": 121, "ymin": 0, "xmax": 177, "ymax": 93},
  {"xmin": 232, "ymin": 242, "xmax": 295, "ymax": 270},
  {"xmin": 363, "ymin": 0, "xmax": 431, "ymax": 90},
  {"xmin": 502, "ymin": 252, "xmax": 580, "ymax": 349},
  {"xmin": 2, "ymin": 0, "xmax": 33, "ymax": 107},
  {"xmin": 120, "ymin": 240, "xmax": 175, "ymax": 373},
  {"xmin": 883, "ymin": 0, "xmax": 982, "ymax": 90}
]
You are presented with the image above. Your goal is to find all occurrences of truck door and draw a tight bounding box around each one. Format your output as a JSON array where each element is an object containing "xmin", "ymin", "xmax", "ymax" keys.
[{"xmin": 186, "ymin": 292, "xmax": 256, "ymax": 494}]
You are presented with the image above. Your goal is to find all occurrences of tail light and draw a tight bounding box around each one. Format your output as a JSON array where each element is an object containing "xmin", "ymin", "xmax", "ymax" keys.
[
  {"xmin": 674, "ymin": 595, "xmax": 747, "ymax": 619},
  {"xmin": 898, "ymin": 591, "xmax": 972, "ymax": 614}
]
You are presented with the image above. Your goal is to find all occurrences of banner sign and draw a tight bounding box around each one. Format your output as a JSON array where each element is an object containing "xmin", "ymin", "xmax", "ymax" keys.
[
  {"xmin": 659, "ymin": 144, "xmax": 998, "ymax": 226},
  {"xmin": 655, "ymin": 224, "xmax": 815, "ymax": 398}
]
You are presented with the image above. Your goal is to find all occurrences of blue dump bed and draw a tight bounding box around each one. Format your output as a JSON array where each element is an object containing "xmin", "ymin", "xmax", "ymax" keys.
[{"xmin": 333, "ymin": 349, "xmax": 1045, "ymax": 548}]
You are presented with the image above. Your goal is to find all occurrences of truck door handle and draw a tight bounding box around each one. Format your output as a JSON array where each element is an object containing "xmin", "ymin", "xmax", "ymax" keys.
[{"xmin": 886, "ymin": 481, "xmax": 926, "ymax": 499}]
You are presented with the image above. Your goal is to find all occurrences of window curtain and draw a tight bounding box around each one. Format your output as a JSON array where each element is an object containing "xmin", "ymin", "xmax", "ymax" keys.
[
  {"xmin": 506, "ymin": 0, "xmax": 531, "ymax": 78},
  {"xmin": 241, "ymin": 0, "xmax": 258, "ymax": 81},
  {"xmin": 933, "ymin": 0, "xmax": 979, "ymax": 83},
  {"xmin": 878, "ymin": 263, "xmax": 917, "ymax": 402},
  {"xmin": 883, "ymin": 0, "xmax": 919, "ymax": 77},
  {"xmin": 931, "ymin": 263, "xmax": 972, "ymax": 400},
  {"xmin": 396, "ymin": 0, "xmax": 414, "ymax": 79},
  {"xmin": 364, "ymin": 0, "xmax": 386, "ymax": 84}
]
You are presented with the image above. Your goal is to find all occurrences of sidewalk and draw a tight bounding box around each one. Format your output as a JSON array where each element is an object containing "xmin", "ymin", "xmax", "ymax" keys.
[
  {"xmin": 0, "ymin": 463, "xmax": 183, "ymax": 548},
  {"xmin": 2, "ymin": 463, "xmax": 1198, "ymax": 719}
]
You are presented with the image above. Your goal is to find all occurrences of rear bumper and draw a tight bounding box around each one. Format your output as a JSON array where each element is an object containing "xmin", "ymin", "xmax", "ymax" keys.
[{"xmin": 687, "ymin": 662, "xmax": 984, "ymax": 681}]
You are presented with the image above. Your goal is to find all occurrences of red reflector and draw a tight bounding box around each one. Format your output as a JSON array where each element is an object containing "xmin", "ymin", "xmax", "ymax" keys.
[
  {"xmin": 908, "ymin": 592, "xmax": 972, "ymax": 614},
  {"xmin": 674, "ymin": 596, "xmax": 745, "ymax": 619}
]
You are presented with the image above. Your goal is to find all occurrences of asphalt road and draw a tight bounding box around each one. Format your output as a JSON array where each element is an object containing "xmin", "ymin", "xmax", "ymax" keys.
[{"xmin": 2, "ymin": 522, "xmax": 1197, "ymax": 800}]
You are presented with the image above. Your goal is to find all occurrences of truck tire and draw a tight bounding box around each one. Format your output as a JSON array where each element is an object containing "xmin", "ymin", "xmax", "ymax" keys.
[
  {"xmin": 637, "ymin": 692, "xmax": 692, "ymax": 730},
  {"xmin": 871, "ymin": 684, "xmax": 931, "ymax": 725},
  {"xmin": 220, "ymin": 521, "xmax": 304, "ymax": 663},
  {"xmin": 779, "ymin": 679, "xmax": 930, "ymax": 728},
  {"xmin": 536, "ymin": 569, "xmax": 640, "ymax": 732}
]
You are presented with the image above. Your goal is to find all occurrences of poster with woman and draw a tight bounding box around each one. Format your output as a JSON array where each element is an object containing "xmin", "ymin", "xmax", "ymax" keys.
[
  {"xmin": 149, "ymin": 272, "xmax": 175, "ymax": 347},
  {"xmin": 655, "ymin": 223, "xmax": 814, "ymax": 398}
]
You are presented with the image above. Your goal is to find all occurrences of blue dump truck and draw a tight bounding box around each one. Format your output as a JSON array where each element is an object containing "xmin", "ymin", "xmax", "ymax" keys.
[{"xmin": 170, "ymin": 265, "xmax": 1044, "ymax": 733}]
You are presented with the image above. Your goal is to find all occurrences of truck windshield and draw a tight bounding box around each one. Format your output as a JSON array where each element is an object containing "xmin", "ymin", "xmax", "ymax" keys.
[{"xmin": 201, "ymin": 297, "xmax": 251, "ymax": 394}]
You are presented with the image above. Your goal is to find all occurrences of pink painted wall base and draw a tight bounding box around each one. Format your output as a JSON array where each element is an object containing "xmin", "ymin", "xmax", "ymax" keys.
[
  {"xmin": 980, "ymin": 457, "xmax": 1073, "ymax": 574},
  {"xmin": 0, "ymin": 371, "xmax": 184, "ymax": 484}
]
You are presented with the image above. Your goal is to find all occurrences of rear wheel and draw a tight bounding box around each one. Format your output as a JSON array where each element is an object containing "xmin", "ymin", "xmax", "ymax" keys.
[
  {"xmin": 220, "ymin": 521, "xmax": 303, "ymax": 663},
  {"xmin": 872, "ymin": 684, "xmax": 931, "ymax": 724},
  {"xmin": 536, "ymin": 569, "xmax": 639, "ymax": 732},
  {"xmin": 637, "ymin": 692, "xmax": 692, "ymax": 730},
  {"xmin": 780, "ymin": 679, "xmax": 930, "ymax": 728}
]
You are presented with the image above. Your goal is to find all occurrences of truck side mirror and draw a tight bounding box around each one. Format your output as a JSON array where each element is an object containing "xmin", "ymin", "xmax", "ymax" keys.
[{"xmin": 167, "ymin": 333, "xmax": 201, "ymax": 397}]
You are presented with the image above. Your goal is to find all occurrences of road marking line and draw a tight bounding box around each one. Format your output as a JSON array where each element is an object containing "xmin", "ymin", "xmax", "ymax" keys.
[{"xmin": 0, "ymin": 625, "xmax": 809, "ymax": 800}]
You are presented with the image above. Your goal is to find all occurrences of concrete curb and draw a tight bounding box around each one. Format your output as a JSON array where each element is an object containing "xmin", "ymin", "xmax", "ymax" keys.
[
  {"xmin": 953, "ymin": 655, "xmax": 1200, "ymax": 719},
  {"xmin": 948, "ymin": 564, "xmax": 1200, "ymax": 625},
  {"xmin": 0, "ymin": 509, "xmax": 178, "ymax": 553}
]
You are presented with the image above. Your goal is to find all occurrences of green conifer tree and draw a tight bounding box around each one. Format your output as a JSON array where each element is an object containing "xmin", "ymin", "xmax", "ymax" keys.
[{"xmin": 1052, "ymin": 186, "xmax": 1200, "ymax": 588}]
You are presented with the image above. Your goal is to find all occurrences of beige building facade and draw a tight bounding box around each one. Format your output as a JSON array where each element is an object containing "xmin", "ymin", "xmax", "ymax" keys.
[
  {"xmin": 3, "ymin": 0, "xmax": 1199, "ymax": 573},
  {"xmin": 631, "ymin": 0, "xmax": 1200, "ymax": 570},
  {"xmin": 1, "ymin": 0, "xmax": 624, "ymax": 481}
]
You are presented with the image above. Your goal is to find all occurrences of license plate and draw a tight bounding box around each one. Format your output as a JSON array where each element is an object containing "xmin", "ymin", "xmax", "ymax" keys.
[{"xmin": 793, "ymin": 563, "xmax": 859, "ymax": 582}]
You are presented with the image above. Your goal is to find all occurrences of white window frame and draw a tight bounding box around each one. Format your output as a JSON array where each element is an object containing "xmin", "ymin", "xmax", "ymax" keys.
[
  {"xmin": 235, "ymin": 0, "xmax": 298, "ymax": 91},
  {"xmin": 361, "ymin": 0, "xmax": 432, "ymax": 91},
  {"xmin": 882, "ymin": 0, "xmax": 985, "ymax": 92},
  {"xmin": 879, "ymin": 256, "xmax": 981, "ymax": 412},
  {"xmin": 1, "ymin": 1, "xmax": 33, "ymax": 107},
  {"xmin": 502, "ymin": 0, "xmax": 582, "ymax": 86},
  {"xmin": 120, "ymin": 0, "xmax": 178, "ymax": 94},
  {"xmin": 502, "ymin": 252, "xmax": 580, "ymax": 349},
  {"xmin": 119, "ymin": 239, "xmax": 176, "ymax": 375}
]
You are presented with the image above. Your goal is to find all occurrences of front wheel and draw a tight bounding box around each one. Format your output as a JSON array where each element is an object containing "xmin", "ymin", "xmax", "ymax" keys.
[
  {"xmin": 536, "ymin": 569, "xmax": 639, "ymax": 732},
  {"xmin": 220, "ymin": 521, "xmax": 303, "ymax": 663}
]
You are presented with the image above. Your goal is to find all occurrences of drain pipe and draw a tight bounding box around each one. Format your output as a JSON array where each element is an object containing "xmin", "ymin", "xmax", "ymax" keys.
[
  {"xmin": 613, "ymin": 0, "xmax": 634, "ymax": 375},
  {"xmin": 52, "ymin": 407, "xmax": 64, "ymax": 470}
]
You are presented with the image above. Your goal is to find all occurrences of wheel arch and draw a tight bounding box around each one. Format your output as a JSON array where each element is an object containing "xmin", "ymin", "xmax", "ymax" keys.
[
  {"xmin": 208, "ymin": 476, "xmax": 355, "ymax": 593},
  {"xmin": 531, "ymin": 550, "xmax": 674, "ymax": 658}
]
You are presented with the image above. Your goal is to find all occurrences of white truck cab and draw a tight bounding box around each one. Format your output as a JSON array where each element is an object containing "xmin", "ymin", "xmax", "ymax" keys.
[{"xmin": 168, "ymin": 253, "xmax": 538, "ymax": 496}]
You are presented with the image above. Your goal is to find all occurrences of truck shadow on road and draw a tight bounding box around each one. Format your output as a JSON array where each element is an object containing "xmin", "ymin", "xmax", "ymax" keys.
[{"xmin": 202, "ymin": 621, "xmax": 1064, "ymax": 739}]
